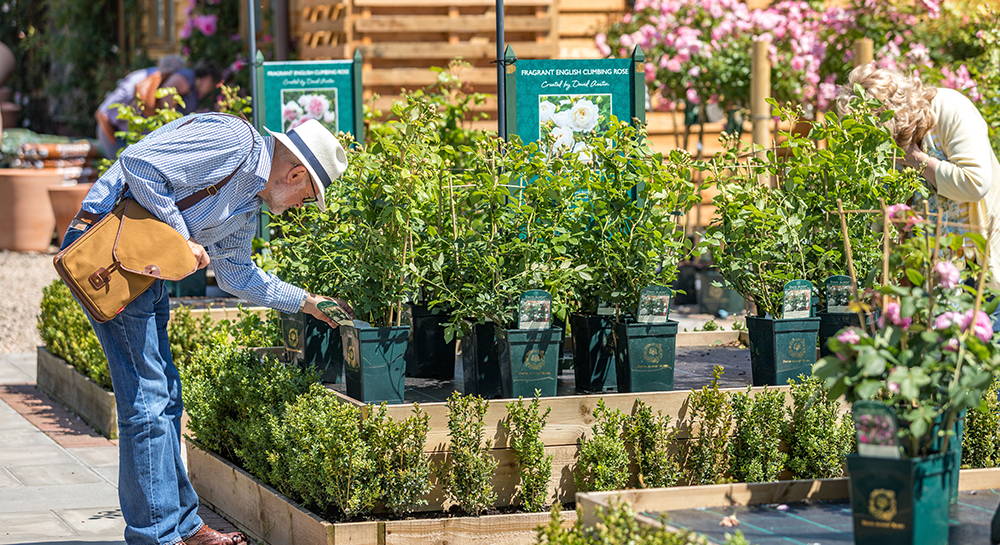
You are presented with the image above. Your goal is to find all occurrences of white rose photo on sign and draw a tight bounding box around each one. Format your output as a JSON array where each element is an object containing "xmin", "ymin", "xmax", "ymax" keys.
[
  {"xmin": 538, "ymin": 93, "xmax": 612, "ymax": 161},
  {"xmin": 281, "ymin": 88, "xmax": 339, "ymax": 132}
]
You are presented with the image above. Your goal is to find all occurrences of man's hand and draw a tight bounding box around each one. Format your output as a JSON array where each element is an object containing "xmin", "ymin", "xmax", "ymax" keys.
[
  {"xmin": 302, "ymin": 293, "xmax": 356, "ymax": 329},
  {"xmin": 187, "ymin": 240, "xmax": 210, "ymax": 270}
]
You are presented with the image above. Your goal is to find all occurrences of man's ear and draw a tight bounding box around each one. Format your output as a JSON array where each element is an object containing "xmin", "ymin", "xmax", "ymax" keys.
[{"xmin": 285, "ymin": 164, "xmax": 309, "ymax": 186}]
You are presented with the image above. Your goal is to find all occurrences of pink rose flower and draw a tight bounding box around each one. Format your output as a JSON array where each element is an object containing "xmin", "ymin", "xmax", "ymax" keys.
[
  {"xmin": 888, "ymin": 381, "xmax": 901, "ymax": 394},
  {"xmin": 886, "ymin": 203, "xmax": 911, "ymax": 218},
  {"xmin": 836, "ymin": 328, "xmax": 861, "ymax": 344},
  {"xmin": 685, "ymin": 88, "xmax": 699, "ymax": 104},
  {"xmin": 179, "ymin": 20, "xmax": 193, "ymax": 40},
  {"xmin": 933, "ymin": 311, "xmax": 962, "ymax": 331},
  {"xmin": 879, "ymin": 302, "xmax": 912, "ymax": 330},
  {"xmin": 963, "ymin": 310, "xmax": 993, "ymax": 343},
  {"xmin": 934, "ymin": 261, "xmax": 960, "ymax": 289},
  {"xmin": 193, "ymin": 14, "xmax": 217, "ymax": 36}
]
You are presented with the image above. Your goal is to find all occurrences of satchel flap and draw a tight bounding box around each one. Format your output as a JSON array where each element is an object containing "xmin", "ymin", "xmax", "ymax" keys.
[{"xmin": 114, "ymin": 200, "xmax": 199, "ymax": 281}]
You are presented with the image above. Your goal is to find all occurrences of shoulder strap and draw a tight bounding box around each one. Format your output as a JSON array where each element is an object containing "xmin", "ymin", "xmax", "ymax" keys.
[{"xmin": 174, "ymin": 114, "xmax": 256, "ymax": 211}]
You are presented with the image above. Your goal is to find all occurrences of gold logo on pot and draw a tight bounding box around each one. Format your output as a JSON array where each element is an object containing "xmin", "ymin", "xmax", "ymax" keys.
[
  {"xmin": 286, "ymin": 328, "xmax": 300, "ymax": 349},
  {"xmin": 524, "ymin": 349, "xmax": 546, "ymax": 371},
  {"xmin": 788, "ymin": 338, "xmax": 806, "ymax": 359},
  {"xmin": 345, "ymin": 341, "xmax": 359, "ymax": 370},
  {"xmin": 868, "ymin": 489, "xmax": 897, "ymax": 522},
  {"xmin": 643, "ymin": 343, "xmax": 663, "ymax": 364}
]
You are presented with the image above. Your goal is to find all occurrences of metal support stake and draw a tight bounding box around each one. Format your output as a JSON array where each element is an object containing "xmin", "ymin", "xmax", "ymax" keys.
[
  {"xmin": 247, "ymin": 0, "xmax": 259, "ymax": 129},
  {"xmin": 496, "ymin": 0, "xmax": 506, "ymax": 138}
]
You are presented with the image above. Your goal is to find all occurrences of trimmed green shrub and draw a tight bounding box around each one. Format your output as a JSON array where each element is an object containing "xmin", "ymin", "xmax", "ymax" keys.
[
  {"xmin": 575, "ymin": 400, "xmax": 630, "ymax": 492},
  {"xmin": 625, "ymin": 400, "xmax": 681, "ymax": 489},
  {"xmin": 367, "ymin": 404, "xmax": 433, "ymax": 516},
  {"xmin": 682, "ymin": 366, "xmax": 733, "ymax": 485},
  {"xmin": 180, "ymin": 344, "xmax": 317, "ymax": 476},
  {"xmin": 167, "ymin": 306, "xmax": 228, "ymax": 371},
  {"xmin": 272, "ymin": 384, "xmax": 380, "ymax": 518},
  {"xmin": 443, "ymin": 391, "xmax": 498, "ymax": 515},
  {"xmin": 784, "ymin": 376, "xmax": 854, "ymax": 479},
  {"xmin": 37, "ymin": 281, "xmax": 108, "ymax": 388},
  {"xmin": 728, "ymin": 387, "xmax": 788, "ymax": 483},
  {"xmin": 963, "ymin": 380, "xmax": 1000, "ymax": 469},
  {"xmin": 506, "ymin": 396, "xmax": 554, "ymax": 512}
]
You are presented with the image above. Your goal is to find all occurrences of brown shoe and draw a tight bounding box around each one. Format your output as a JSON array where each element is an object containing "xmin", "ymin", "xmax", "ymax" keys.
[{"xmin": 184, "ymin": 525, "xmax": 247, "ymax": 545}]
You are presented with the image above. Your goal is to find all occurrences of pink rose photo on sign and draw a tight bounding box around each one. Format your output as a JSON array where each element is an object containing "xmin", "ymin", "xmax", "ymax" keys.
[{"xmin": 280, "ymin": 88, "xmax": 339, "ymax": 133}]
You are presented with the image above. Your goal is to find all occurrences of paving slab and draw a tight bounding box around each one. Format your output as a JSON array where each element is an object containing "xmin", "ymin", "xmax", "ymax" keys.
[
  {"xmin": 0, "ymin": 467, "xmax": 21, "ymax": 488},
  {"xmin": 0, "ymin": 445, "xmax": 77, "ymax": 467},
  {"xmin": 8, "ymin": 463, "xmax": 105, "ymax": 487},
  {"xmin": 0, "ymin": 511, "xmax": 75, "ymax": 541},
  {"xmin": 0, "ymin": 483, "xmax": 121, "ymax": 513},
  {"xmin": 67, "ymin": 447, "xmax": 119, "ymax": 468},
  {"xmin": 53, "ymin": 507, "xmax": 125, "ymax": 536}
]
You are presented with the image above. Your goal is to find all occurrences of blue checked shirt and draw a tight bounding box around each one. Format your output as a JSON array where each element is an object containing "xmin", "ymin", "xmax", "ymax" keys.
[{"xmin": 80, "ymin": 112, "xmax": 307, "ymax": 314}]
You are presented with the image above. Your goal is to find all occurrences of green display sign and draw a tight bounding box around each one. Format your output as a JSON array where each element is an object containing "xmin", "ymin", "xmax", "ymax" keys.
[
  {"xmin": 782, "ymin": 279, "xmax": 814, "ymax": 319},
  {"xmin": 502, "ymin": 45, "xmax": 646, "ymax": 149},
  {"xmin": 256, "ymin": 51, "xmax": 364, "ymax": 139}
]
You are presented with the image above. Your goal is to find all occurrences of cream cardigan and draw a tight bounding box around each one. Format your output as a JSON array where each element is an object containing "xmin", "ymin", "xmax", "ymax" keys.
[{"xmin": 924, "ymin": 87, "xmax": 1000, "ymax": 287}]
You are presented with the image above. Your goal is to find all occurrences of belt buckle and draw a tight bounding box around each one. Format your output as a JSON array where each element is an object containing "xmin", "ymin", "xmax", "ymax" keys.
[{"xmin": 69, "ymin": 218, "xmax": 91, "ymax": 231}]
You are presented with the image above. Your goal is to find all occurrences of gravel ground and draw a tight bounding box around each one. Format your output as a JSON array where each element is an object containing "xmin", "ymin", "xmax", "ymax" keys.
[{"xmin": 0, "ymin": 250, "xmax": 58, "ymax": 354}]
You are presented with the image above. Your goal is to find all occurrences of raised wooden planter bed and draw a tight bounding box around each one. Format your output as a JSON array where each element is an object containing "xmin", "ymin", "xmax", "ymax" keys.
[
  {"xmin": 36, "ymin": 346, "xmax": 118, "ymax": 439},
  {"xmin": 185, "ymin": 439, "xmax": 575, "ymax": 545},
  {"xmin": 335, "ymin": 376, "xmax": 801, "ymax": 512},
  {"xmin": 577, "ymin": 469, "xmax": 1000, "ymax": 535}
]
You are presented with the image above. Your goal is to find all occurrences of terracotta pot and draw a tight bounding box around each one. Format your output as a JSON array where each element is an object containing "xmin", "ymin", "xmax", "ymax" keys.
[
  {"xmin": 0, "ymin": 169, "xmax": 62, "ymax": 251},
  {"xmin": 48, "ymin": 183, "xmax": 94, "ymax": 245}
]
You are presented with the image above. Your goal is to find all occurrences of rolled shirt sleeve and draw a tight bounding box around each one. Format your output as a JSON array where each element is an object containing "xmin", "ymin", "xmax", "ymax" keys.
[
  {"xmin": 208, "ymin": 217, "xmax": 307, "ymax": 314},
  {"xmin": 933, "ymin": 88, "xmax": 994, "ymax": 203}
]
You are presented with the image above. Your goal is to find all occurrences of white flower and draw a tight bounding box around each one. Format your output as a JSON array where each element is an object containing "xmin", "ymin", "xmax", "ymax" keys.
[
  {"xmin": 550, "ymin": 126, "xmax": 575, "ymax": 155},
  {"xmin": 297, "ymin": 94, "xmax": 331, "ymax": 119},
  {"xmin": 552, "ymin": 109, "xmax": 572, "ymax": 129},
  {"xmin": 323, "ymin": 109, "xmax": 336, "ymax": 125},
  {"xmin": 282, "ymin": 101, "xmax": 303, "ymax": 123},
  {"xmin": 569, "ymin": 99, "xmax": 600, "ymax": 133},
  {"xmin": 571, "ymin": 142, "xmax": 592, "ymax": 163},
  {"xmin": 539, "ymin": 101, "xmax": 556, "ymax": 124}
]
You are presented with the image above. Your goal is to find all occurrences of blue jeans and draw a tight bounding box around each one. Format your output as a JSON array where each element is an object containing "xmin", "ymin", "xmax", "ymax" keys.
[{"xmin": 61, "ymin": 226, "xmax": 204, "ymax": 545}]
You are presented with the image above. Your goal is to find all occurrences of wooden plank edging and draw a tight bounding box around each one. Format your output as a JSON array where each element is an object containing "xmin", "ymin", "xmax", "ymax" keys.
[
  {"xmin": 186, "ymin": 439, "xmax": 573, "ymax": 545},
  {"xmin": 577, "ymin": 467, "xmax": 1000, "ymax": 529},
  {"xmin": 36, "ymin": 346, "xmax": 118, "ymax": 439}
]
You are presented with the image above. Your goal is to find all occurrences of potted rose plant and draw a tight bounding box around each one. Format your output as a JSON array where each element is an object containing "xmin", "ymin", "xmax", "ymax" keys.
[
  {"xmin": 815, "ymin": 223, "xmax": 1000, "ymax": 545},
  {"xmin": 566, "ymin": 122, "xmax": 698, "ymax": 394}
]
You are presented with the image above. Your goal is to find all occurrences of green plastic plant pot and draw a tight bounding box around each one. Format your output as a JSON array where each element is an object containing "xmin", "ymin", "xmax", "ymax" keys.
[
  {"xmin": 569, "ymin": 313, "xmax": 617, "ymax": 393},
  {"xmin": 746, "ymin": 316, "xmax": 820, "ymax": 386},
  {"xmin": 696, "ymin": 270, "xmax": 745, "ymax": 316},
  {"xmin": 455, "ymin": 322, "xmax": 502, "ymax": 398},
  {"xmin": 930, "ymin": 412, "xmax": 965, "ymax": 505},
  {"xmin": 847, "ymin": 452, "xmax": 954, "ymax": 545},
  {"xmin": 280, "ymin": 311, "xmax": 344, "ymax": 383},
  {"xmin": 612, "ymin": 320, "xmax": 678, "ymax": 393},
  {"xmin": 341, "ymin": 324, "xmax": 408, "ymax": 404},
  {"xmin": 406, "ymin": 303, "xmax": 455, "ymax": 379},
  {"xmin": 818, "ymin": 312, "xmax": 861, "ymax": 358},
  {"xmin": 166, "ymin": 268, "xmax": 207, "ymax": 297},
  {"xmin": 498, "ymin": 327, "xmax": 562, "ymax": 398}
]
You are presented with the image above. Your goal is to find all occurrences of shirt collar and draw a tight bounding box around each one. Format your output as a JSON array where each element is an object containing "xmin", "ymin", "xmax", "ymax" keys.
[{"xmin": 255, "ymin": 134, "xmax": 274, "ymax": 193}]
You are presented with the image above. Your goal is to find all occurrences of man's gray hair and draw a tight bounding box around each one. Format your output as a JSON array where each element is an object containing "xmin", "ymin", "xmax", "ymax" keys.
[{"xmin": 157, "ymin": 55, "xmax": 187, "ymax": 78}]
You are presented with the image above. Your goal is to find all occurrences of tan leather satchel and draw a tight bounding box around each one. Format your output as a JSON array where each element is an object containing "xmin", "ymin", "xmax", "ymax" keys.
[
  {"xmin": 53, "ymin": 199, "xmax": 198, "ymax": 322},
  {"xmin": 53, "ymin": 113, "xmax": 253, "ymax": 323}
]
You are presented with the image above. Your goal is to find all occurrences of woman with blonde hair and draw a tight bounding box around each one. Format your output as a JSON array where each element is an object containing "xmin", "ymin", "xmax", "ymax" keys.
[{"xmin": 837, "ymin": 63, "xmax": 1000, "ymax": 292}]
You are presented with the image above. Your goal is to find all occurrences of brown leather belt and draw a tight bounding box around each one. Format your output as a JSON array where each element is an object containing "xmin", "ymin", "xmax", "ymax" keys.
[{"xmin": 69, "ymin": 210, "xmax": 104, "ymax": 231}]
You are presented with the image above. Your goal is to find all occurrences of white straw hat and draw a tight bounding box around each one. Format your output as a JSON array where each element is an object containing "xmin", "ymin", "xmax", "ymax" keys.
[{"xmin": 265, "ymin": 119, "xmax": 348, "ymax": 211}]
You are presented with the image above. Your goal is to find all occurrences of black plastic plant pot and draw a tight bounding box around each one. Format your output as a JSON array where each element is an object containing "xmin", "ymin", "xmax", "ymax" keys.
[
  {"xmin": 341, "ymin": 324, "xmax": 408, "ymax": 404},
  {"xmin": 818, "ymin": 312, "xmax": 861, "ymax": 358},
  {"xmin": 672, "ymin": 264, "xmax": 698, "ymax": 305},
  {"xmin": 455, "ymin": 322, "xmax": 502, "ymax": 399},
  {"xmin": 497, "ymin": 327, "xmax": 562, "ymax": 398},
  {"xmin": 166, "ymin": 268, "xmax": 207, "ymax": 297},
  {"xmin": 846, "ymin": 452, "xmax": 954, "ymax": 545},
  {"xmin": 696, "ymin": 270, "xmax": 745, "ymax": 316},
  {"xmin": 280, "ymin": 311, "xmax": 344, "ymax": 383},
  {"xmin": 406, "ymin": 304, "xmax": 455, "ymax": 379},
  {"xmin": 746, "ymin": 316, "xmax": 820, "ymax": 386},
  {"xmin": 612, "ymin": 320, "xmax": 678, "ymax": 393},
  {"xmin": 569, "ymin": 313, "xmax": 617, "ymax": 393}
]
